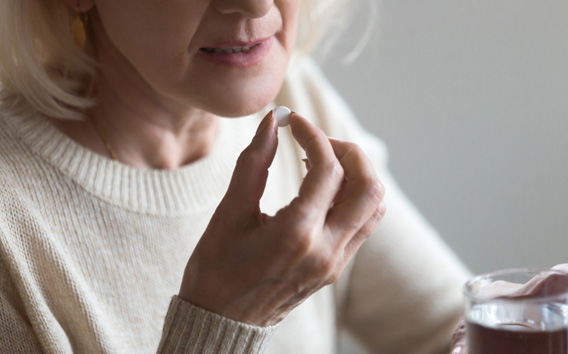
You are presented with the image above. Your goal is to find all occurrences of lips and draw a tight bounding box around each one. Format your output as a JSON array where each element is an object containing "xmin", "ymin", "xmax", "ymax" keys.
[
  {"xmin": 197, "ymin": 37, "xmax": 273, "ymax": 68},
  {"xmin": 200, "ymin": 43, "xmax": 259, "ymax": 54}
]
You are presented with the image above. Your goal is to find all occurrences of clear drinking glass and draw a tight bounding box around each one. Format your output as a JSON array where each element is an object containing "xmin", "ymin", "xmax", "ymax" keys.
[{"xmin": 464, "ymin": 268, "xmax": 568, "ymax": 354}]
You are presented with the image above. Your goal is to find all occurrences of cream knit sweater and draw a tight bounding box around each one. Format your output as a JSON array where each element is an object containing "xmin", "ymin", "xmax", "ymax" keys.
[{"xmin": 0, "ymin": 57, "xmax": 470, "ymax": 354}]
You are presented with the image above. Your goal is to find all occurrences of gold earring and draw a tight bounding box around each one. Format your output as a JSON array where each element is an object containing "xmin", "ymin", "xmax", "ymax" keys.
[{"xmin": 72, "ymin": 4, "xmax": 87, "ymax": 48}]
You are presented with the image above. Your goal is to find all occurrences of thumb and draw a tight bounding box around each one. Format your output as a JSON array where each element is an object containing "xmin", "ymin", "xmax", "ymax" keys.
[{"xmin": 223, "ymin": 111, "xmax": 278, "ymax": 216}]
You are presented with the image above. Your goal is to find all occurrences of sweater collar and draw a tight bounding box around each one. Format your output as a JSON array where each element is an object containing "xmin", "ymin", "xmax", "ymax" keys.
[{"xmin": 3, "ymin": 107, "xmax": 267, "ymax": 216}]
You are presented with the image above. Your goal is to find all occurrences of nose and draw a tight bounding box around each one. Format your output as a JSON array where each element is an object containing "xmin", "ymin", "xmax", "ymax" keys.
[{"xmin": 213, "ymin": 0, "xmax": 273, "ymax": 19}]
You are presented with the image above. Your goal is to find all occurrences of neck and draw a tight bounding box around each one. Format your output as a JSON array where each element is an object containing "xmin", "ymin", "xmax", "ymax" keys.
[
  {"xmin": 51, "ymin": 13, "xmax": 221, "ymax": 170},
  {"xmin": 51, "ymin": 76, "xmax": 220, "ymax": 170},
  {"xmin": 89, "ymin": 95, "xmax": 220, "ymax": 170}
]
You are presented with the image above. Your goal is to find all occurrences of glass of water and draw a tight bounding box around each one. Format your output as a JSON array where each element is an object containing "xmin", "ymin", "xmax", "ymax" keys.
[{"xmin": 464, "ymin": 268, "xmax": 568, "ymax": 354}]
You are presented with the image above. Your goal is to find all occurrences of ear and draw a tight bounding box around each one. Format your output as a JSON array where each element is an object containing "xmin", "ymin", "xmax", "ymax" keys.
[{"xmin": 62, "ymin": 0, "xmax": 95, "ymax": 13}]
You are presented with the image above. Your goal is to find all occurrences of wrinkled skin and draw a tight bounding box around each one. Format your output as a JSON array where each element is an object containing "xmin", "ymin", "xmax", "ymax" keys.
[
  {"xmin": 62, "ymin": 0, "xmax": 386, "ymax": 328},
  {"xmin": 179, "ymin": 112, "xmax": 386, "ymax": 326}
]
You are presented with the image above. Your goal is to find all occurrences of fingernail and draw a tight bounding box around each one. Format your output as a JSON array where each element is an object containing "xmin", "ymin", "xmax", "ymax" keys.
[
  {"xmin": 378, "ymin": 201, "xmax": 386, "ymax": 217},
  {"xmin": 256, "ymin": 113, "xmax": 274, "ymax": 136}
]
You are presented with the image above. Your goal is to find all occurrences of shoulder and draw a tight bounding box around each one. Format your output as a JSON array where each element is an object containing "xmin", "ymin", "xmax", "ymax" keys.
[
  {"xmin": 0, "ymin": 109, "xmax": 34, "ymax": 179},
  {"xmin": 0, "ymin": 149, "xmax": 39, "ymax": 232},
  {"xmin": 0, "ymin": 108, "xmax": 50, "ymax": 220}
]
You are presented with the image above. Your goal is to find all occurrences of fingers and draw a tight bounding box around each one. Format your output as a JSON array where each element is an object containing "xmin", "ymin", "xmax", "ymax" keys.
[
  {"xmin": 451, "ymin": 317, "xmax": 468, "ymax": 354},
  {"xmin": 512, "ymin": 269, "xmax": 568, "ymax": 298},
  {"xmin": 289, "ymin": 113, "xmax": 344, "ymax": 216},
  {"xmin": 552, "ymin": 264, "xmax": 568, "ymax": 273},
  {"xmin": 477, "ymin": 268, "xmax": 568, "ymax": 299},
  {"xmin": 289, "ymin": 112, "xmax": 384, "ymax": 254},
  {"xmin": 224, "ymin": 112, "xmax": 278, "ymax": 217},
  {"xmin": 326, "ymin": 138, "xmax": 384, "ymax": 248},
  {"xmin": 343, "ymin": 201, "xmax": 386, "ymax": 260}
]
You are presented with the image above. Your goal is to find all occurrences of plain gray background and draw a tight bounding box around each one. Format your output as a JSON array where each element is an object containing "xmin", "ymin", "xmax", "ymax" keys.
[
  {"xmin": 319, "ymin": 0, "xmax": 568, "ymax": 276},
  {"xmin": 321, "ymin": 1, "xmax": 568, "ymax": 352}
]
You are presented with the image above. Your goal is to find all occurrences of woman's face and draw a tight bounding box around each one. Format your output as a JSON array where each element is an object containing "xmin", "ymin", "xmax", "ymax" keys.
[{"xmin": 90, "ymin": 0, "xmax": 299, "ymax": 117}]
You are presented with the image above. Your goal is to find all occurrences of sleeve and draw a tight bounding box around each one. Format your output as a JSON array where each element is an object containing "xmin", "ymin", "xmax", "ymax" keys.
[
  {"xmin": 157, "ymin": 296, "xmax": 275, "ymax": 354},
  {"xmin": 0, "ymin": 239, "xmax": 275, "ymax": 354},
  {"xmin": 280, "ymin": 57, "xmax": 471, "ymax": 354}
]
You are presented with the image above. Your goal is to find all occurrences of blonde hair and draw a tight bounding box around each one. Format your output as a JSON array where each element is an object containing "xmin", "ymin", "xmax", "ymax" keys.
[{"xmin": 0, "ymin": 0, "xmax": 353, "ymax": 120}]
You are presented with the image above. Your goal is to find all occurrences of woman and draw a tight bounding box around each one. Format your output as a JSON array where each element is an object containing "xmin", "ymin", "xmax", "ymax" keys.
[{"xmin": 0, "ymin": 0, "xmax": 469, "ymax": 353}]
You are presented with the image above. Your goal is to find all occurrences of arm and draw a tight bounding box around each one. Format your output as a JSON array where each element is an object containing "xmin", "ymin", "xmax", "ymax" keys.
[{"xmin": 159, "ymin": 111, "xmax": 384, "ymax": 352}]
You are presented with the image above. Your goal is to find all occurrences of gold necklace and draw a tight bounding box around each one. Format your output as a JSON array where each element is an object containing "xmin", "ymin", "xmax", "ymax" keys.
[{"xmin": 91, "ymin": 119, "xmax": 118, "ymax": 161}]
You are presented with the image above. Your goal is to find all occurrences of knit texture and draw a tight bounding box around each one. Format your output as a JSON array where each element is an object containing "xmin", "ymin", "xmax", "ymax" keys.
[
  {"xmin": 157, "ymin": 296, "xmax": 274, "ymax": 353},
  {"xmin": 0, "ymin": 57, "xmax": 470, "ymax": 353}
]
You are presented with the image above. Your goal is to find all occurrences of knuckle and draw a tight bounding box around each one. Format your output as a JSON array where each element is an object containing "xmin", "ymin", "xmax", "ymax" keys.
[
  {"xmin": 365, "ymin": 202, "xmax": 386, "ymax": 227},
  {"xmin": 364, "ymin": 177, "xmax": 384, "ymax": 204},
  {"xmin": 294, "ymin": 234, "xmax": 314, "ymax": 256},
  {"xmin": 376, "ymin": 178, "xmax": 386, "ymax": 196},
  {"xmin": 328, "ymin": 269, "xmax": 341, "ymax": 284},
  {"xmin": 370, "ymin": 208, "xmax": 383, "ymax": 226},
  {"xmin": 319, "ymin": 255, "xmax": 335, "ymax": 275},
  {"xmin": 325, "ymin": 161, "xmax": 344, "ymax": 181},
  {"xmin": 345, "ymin": 142, "xmax": 363, "ymax": 156},
  {"xmin": 341, "ymin": 141, "xmax": 361, "ymax": 158},
  {"xmin": 378, "ymin": 201, "xmax": 387, "ymax": 219},
  {"xmin": 357, "ymin": 217, "xmax": 379, "ymax": 242},
  {"xmin": 291, "ymin": 198, "xmax": 314, "ymax": 218},
  {"xmin": 313, "ymin": 252, "xmax": 338, "ymax": 283},
  {"xmin": 339, "ymin": 142, "xmax": 364, "ymax": 162},
  {"xmin": 323, "ymin": 267, "xmax": 341, "ymax": 286},
  {"xmin": 286, "ymin": 223, "xmax": 316, "ymax": 255},
  {"xmin": 359, "ymin": 225, "xmax": 375, "ymax": 243}
]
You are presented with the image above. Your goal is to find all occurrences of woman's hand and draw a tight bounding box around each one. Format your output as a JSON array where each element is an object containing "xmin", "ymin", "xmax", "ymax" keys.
[
  {"xmin": 450, "ymin": 318, "xmax": 467, "ymax": 354},
  {"xmin": 450, "ymin": 264, "xmax": 568, "ymax": 354},
  {"xmin": 178, "ymin": 111, "xmax": 385, "ymax": 326}
]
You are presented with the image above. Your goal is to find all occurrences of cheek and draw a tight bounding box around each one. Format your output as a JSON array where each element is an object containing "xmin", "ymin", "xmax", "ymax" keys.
[
  {"xmin": 93, "ymin": 0, "xmax": 301, "ymax": 116},
  {"xmin": 94, "ymin": 1, "xmax": 204, "ymax": 82},
  {"xmin": 278, "ymin": 0, "xmax": 300, "ymax": 55}
]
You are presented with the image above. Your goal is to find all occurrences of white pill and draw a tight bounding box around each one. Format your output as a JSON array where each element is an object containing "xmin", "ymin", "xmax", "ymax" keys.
[{"xmin": 273, "ymin": 106, "xmax": 292, "ymax": 127}]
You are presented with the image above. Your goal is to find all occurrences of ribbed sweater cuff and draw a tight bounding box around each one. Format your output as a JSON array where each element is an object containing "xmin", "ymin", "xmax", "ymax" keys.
[{"xmin": 157, "ymin": 295, "xmax": 275, "ymax": 354}]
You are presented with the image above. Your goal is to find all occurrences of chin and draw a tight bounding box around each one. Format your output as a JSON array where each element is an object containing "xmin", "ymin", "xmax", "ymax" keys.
[{"xmin": 196, "ymin": 75, "xmax": 284, "ymax": 118}]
